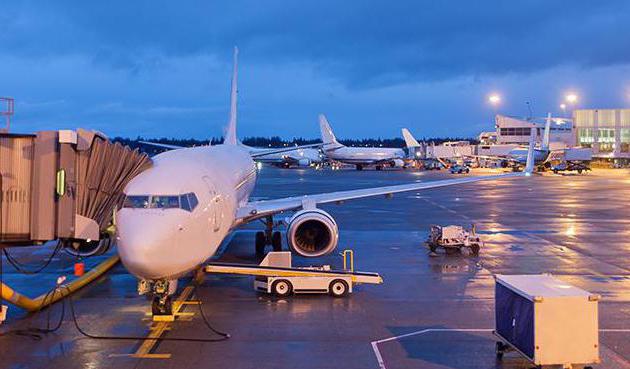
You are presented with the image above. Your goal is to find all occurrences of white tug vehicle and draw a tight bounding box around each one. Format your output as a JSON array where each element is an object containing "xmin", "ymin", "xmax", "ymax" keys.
[{"xmin": 425, "ymin": 225, "xmax": 483, "ymax": 255}]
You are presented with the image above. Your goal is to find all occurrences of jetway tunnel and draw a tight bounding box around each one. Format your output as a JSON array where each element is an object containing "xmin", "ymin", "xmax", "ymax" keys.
[
  {"xmin": 0, "ymin": 128, "xmax": 151, "ymax": 249},
  {"xmin": 1, "ymin": 129, "xmax": 151, "ymax": 312}
]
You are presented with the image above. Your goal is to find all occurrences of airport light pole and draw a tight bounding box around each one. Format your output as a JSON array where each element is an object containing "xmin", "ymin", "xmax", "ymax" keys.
[{"xmin": 560, "ymin": 103, "xmax": 567, "ymax": 117}]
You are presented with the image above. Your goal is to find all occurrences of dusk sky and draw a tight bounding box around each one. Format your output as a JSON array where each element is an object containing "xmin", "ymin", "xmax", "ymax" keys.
[{"xmin": 2, "ymin": 1, "xmax": 630, "ymax": 140}]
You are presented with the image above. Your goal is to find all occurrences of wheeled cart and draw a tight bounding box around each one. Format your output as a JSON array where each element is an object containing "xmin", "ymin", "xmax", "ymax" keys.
[
  {"xmin": 205, "ymin": 250, "xmax": 382, "ymax": 298},
  {"xmin": 494, "ymin": 274, "xmax": 600, "ymax": 369},
  {"xmin": 425, "ymin": 224, "xmax": 483, "ymax": 255}
]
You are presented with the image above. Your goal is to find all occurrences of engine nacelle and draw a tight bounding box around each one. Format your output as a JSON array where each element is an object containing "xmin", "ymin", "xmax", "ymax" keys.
[
  {"xmin": 63, "ymin": 235, "xmax": 112, "ymax": 258},
  {"xmin": 286, "ymin": 209, "xmax": 339, "ymax": 257},
  {"xmin": 390, "ymin": 159, "xmax": 405, "ymax": 168},
  {"xmin": 297, "ymin": 158, "xmax": 312, "ymax": 167}
]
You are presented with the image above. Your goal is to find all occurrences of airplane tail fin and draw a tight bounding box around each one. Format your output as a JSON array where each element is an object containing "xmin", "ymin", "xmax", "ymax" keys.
[
  {"xmin": 319, "ymin": 114, "xmax": 342, "ymax": 147},
  {"xmin": 541, "ymin": 112, "xmax": 551, "ymax": 151},
  {"xmin": 402, "ymin": 128, "xmax": 421, "ymax": 148},
  {"xmin": 224, "ymin": 46, "xmax": 239, "ymax": 145},
  {"xmin": 524, "ymin": 128, "xmax": 536, "ymax": 175}
]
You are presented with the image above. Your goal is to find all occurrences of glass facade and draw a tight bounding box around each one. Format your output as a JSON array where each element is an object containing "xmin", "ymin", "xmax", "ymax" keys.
[{"xmin": 573, "ymin": 109, "xmax": 630, "ymax": 157}]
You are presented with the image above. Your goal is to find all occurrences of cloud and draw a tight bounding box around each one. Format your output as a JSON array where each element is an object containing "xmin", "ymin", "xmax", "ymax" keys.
[
  {"xmin": 1, "ymin": 1, "xmax": 630, "ymax": 138},
  {"xmin": 3, "ymin": 1, "xmax": 630, "ymax": 88}
]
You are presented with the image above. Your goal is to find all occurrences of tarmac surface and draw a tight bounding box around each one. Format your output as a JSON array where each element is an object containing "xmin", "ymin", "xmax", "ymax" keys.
[{"xmin": 1, "ymin": 166, "xmax": 629, "ymax": 369}]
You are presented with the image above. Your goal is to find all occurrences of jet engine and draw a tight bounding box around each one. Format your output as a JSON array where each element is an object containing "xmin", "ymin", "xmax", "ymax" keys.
[
  {"xmin": 286, "ymin": 209, "xmax": 339, "ymax": 257},
  {"xmin": 62, "ymin": 235, "xmax": 112, "ymax": 258},
  {"xmin": 390, "ymin": 159, "xmax": 405, "ymax": 168},
  {"xmin": 297, "ymin": 158, "xmax": 312, "ymax": 167}
]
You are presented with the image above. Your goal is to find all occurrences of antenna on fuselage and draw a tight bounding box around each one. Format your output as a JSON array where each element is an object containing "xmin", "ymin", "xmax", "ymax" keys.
[{"xmin": 224, "ymin": 46, "xmax": 239, "ymax": 145}]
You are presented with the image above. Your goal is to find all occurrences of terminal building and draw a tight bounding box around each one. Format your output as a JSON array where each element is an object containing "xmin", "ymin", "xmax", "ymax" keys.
[
  {"xmin": 493, "ymin": 114, "xmax": 574, "ymax": 148},
  {"xmin": 573, "ymin": 109, "xmax": 630, "ymax": 159}
]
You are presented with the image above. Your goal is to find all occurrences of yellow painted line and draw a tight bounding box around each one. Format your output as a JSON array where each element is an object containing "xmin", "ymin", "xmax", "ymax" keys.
[{"xmin": 130, "ymin": 285, "xmax": 196, "ymax": 359}]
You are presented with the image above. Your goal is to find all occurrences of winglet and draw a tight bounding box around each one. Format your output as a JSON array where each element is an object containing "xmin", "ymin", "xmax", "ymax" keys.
[
  {"xmin": 319, "ymin": 114, "xmax": 342, "ymax": 147},
  {"xmin": 524, "ymin": 128, "xmax": 536, "ymax": 175},
  {"xmin": 402, "ymin": 128, "xmax": 421, "ymax": 148},
  {"xmin": 224, "ymin": 46, "xmax": 239, "ymax": 145}
]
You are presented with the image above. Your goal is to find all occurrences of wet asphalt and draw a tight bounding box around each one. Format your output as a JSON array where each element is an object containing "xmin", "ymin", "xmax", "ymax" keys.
[{"xmin": 1, "ymin": 166, "xmax": 629, "ymax": 369}]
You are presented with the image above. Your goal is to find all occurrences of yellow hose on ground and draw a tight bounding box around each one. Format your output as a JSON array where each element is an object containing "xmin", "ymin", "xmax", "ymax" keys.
[{"xmin": 1, "ymin": 254, "xmax": 120, "ymax": 312}]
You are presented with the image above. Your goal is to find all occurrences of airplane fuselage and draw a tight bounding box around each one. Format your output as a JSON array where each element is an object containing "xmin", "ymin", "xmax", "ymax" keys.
[
  {"xmin": 323, "ymin": 146, "xmax": 405, "ymax": 165},
  {"xmin": 116, "ymin": 144, "xmax": 256, "ymax": 280},
  {"xmin": 508, "ymin": 147, "xmax": 549, "ymax": 165},
  {"xmin": 250, "ymin": 147, "xmax": 324, "ymax": 167}
]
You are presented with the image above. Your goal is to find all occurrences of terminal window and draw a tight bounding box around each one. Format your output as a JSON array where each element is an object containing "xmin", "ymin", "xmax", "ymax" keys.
[{"xmin": 500, "ymin": 127, "xmax": 531, "ymax": 136}]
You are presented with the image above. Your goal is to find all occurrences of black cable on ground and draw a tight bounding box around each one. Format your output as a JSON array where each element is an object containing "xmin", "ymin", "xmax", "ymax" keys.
[
  {"xmin": 61, "ymin": 285, "xmax": 230, "ymax": 343},
  {"xmin": 1, "ymin": 285, "xmax": 65, "ymax": 340},
  {"xmin": 2, "ymin": 241, "xmax": 63, "ymax": 275}
]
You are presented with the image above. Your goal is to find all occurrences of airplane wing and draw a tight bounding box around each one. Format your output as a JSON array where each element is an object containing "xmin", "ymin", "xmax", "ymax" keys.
[
  {"xmin": 138, "ymin": 141, "xmax": 322, "ymax": 157},
  {"xmin": 139, "ymin": 141, "xmax": 188, "ymax": 150},
  {"xmin": 236, "ymin": 132, "xmax": 537, "ymax": 223},
  {"xmin": 249, "ymin": 143, "xmax": 323, "ymax": 158},
  {"xmin": 236, "ymin": 172, "xmax": 524, "ymax": 222}
]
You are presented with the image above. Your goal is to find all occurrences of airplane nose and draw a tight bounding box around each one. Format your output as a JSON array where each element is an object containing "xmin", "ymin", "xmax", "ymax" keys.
[{"xmin": 116, "ymin": 211, "xmax": 182, "ymax": 280}]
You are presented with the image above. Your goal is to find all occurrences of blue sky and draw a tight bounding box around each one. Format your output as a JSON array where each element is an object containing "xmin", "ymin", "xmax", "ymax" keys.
[{"xmin": 2, "ymin": 1, "xmax": 630, "ymax": 139}]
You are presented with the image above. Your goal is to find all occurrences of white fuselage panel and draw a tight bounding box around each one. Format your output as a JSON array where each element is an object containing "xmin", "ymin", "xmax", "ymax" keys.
[{"xmin": 116, "ymin": 145, "xmax": 256, "ymax": 280}]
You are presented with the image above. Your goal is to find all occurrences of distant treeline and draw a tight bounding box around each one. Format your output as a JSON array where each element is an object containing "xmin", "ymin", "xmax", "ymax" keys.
[{"xmin": 113, "ymin": 136, "xmax": 478, "ymax": 155}]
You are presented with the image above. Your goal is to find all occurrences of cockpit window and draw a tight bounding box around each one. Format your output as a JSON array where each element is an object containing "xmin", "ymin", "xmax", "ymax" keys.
[
  {"xmin": 151, "ymin": 196, "xmax": 180, "ymax": 209},
  {"xmin": 123, "ymin": 193, "xmax": 199, "ymax": 211},
  {"xmin": 123, "ymin": 195, "xmax": 150, "ymax": 209}
]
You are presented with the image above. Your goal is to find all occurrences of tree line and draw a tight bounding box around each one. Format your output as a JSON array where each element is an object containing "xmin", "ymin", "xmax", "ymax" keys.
[{"xmin": 113, "ymin": 136, "xmax": 478, "ymax": 155}]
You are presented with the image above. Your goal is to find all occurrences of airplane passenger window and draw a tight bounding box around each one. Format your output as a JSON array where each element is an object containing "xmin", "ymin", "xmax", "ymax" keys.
[
  {"xmin": 151, "ymin": 196, "xmax": 180, "ymax": 209},
  {"xmin": 123, "ymin": 195, "xmax": 150, "ymax": 208}
]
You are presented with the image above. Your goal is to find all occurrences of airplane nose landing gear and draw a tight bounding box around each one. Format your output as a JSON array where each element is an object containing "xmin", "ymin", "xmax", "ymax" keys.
[
  {"xmin": 138, "ymin": 279, "xmax": 178, "ymax": 318},
  {"xmin": 255, "ymin": 216, "xmax": 283, "ymax": 254}
]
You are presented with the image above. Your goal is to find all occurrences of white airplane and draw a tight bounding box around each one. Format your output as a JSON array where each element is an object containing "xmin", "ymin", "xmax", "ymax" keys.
[
  {"xmin": 116, "ymin": 47, "xmax": 535, "ymax": 313},
  {"xmin": 474, "ymin": 114, "xmax": 553, "ymax": 171},
  {"xmin": 319, "ymin": 115, "xmax": 406, "ymax": 170},
  {"xmin": 242, "ymin": 144, "xmax": 325, "ymax": 168}
]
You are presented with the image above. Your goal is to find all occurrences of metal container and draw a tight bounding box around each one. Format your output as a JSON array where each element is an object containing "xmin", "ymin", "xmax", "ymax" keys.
[{"xmin": 495, "ymin": 274, "xmax": 600, "ymax": 368}]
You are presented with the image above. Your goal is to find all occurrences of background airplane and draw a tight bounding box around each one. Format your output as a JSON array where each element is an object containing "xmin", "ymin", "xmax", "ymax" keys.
[
  {"xmin": 319, "ymin": 114, "xmax": 406, "ymax": 170},
  {"xmin": 241, "ymin": 143, "xmax": 325, "ymax": 168},
  {"xmin": 116, "ymin": 47, "xmax": 535, "ymax": 314},
  {"xmin": 474, "ymin": 114, "xmax": 553, "ymax": 171}
]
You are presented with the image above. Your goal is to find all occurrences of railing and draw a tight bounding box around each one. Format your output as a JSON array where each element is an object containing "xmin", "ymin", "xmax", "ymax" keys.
[{"xmin": 0, "ymin": 97, "xmax": 14, "ymax": 133}]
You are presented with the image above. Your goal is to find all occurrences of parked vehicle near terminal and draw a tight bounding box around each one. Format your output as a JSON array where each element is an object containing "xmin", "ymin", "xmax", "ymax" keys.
[
  {"xmin": 551, "ymin": 161, "xmax": 590, "ymax": 174},
  {"xmin": 449, "ymin": 164, "xmax": 470, "ymax": 174}
]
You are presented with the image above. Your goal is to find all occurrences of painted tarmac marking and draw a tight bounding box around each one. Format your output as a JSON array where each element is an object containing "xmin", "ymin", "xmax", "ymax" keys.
[{"xmin": 371, "ymin": 328, "xmax": 630, "ymax": 369}]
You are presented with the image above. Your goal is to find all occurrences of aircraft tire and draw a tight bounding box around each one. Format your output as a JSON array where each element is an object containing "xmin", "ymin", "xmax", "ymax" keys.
[
  {"xmin": 272, "ymin": 231, "xmax": 282, "ymax": 251},
  {"xmin": 356, "ymin": 165, "xmax": 363, "ymax": 171},
  {"xmin": 255, "ymin": 231, "xmax": 266, "ymax": 254}
]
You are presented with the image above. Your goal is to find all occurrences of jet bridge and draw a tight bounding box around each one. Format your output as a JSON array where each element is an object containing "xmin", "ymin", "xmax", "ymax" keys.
[{"xmin": 1, "ymin": 129, "xmax": 151, "ymax": 250}]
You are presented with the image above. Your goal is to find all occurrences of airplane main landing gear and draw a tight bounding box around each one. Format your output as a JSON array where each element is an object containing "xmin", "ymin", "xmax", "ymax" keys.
[{"xmin": 256, "ymin": 216, "xmax": 283, "ymax": 254}]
